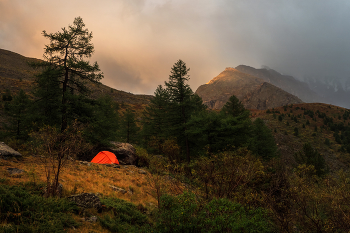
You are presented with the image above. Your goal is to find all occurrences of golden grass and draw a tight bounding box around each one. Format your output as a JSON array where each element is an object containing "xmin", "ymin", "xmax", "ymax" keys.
[{"xmin": 0, "ymin": 156, "xmax": 185, "ymax": 207}]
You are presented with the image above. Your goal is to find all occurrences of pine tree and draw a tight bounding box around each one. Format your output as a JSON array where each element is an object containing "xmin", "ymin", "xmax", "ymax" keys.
[
  {"xmin": 5, "ymin": 90, "xmax": 32, "ymax": 139},
  {"xmin": 120, "ymin": 108, "xmax": 139, "ymax": 144},
  {"xmin": 33, "ymin": 17, "xmax": 103, "ymax": 132},
  {"xmin": 221, "ymin": 95, "xmax": 248, "ymax": 117},
  {"xmin": 84, "ymin": 95, "xmax": 119, "ymax": 146},
  {"xmin": 186, "ymin": 110, "xmax": 222, "ymax": 155},
  {"xmin": 219, "ymin": 94, "xmax": 252, "ymax": 150},
  {"xmin": 164, "ymin": 59, "xmax": 205, "ymax": 162},
  {"xmin": 294, "ymin": 143, "xmax": 328, "ymax": 176},
  {"xmin": 249, "ymin": 118, "xmax": 278, "ymax": 161},
  {"xmin": 141, "ymin": 85, "xmax": 170, "ymax": 153},
  {"xmin": 32, "ymin": 66, "xmax": 62, "ymax": 127}
]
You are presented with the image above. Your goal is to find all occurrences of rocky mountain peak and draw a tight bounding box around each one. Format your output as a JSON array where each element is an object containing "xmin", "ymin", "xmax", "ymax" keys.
[{"xmin": 196, "ymin": 67, "xmax": 303, "ymax": 110}]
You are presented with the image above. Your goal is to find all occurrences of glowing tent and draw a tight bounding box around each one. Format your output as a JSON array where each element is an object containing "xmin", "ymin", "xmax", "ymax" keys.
[{"xmin": 91, "ymin": 151, "xmax": 119, "ymax": 164}]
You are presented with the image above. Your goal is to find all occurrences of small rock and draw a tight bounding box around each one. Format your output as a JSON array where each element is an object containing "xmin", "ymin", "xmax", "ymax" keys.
[
  {"xmin": 67, "ymin": 193, "xmax": 102, "ymax": 210},
  {"xmin": 86, "ymin": 216, "xmax": 98, "ymax": 223},
  {"xmin": 80, "ymin": 161, "xmax": 91, "ymax": 166},
  {"xmin": 6, "ymin": 168, "xmax": 25, "ymax": 175},
  {"xmin": 114, "ymin": 165, "xmax": 120, "ymax": 168},
  {"xmin": 138, "ymin": 169, "xmax": 147, "ymax": 174},
  {"xmin": 109, "ymin": 185, "xmax": 127, "ymax": 194},
  {"xmin": 148, "ymin": 202, "xmax": 155, "ymax": 207},
  {"xmin": 164, "ymin": 175, "xmax": 174, "ymax": 181}
]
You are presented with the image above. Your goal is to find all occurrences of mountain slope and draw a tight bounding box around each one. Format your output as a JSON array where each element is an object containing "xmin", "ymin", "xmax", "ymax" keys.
[
  {"xmin": 195, "ymin": 67, "xmax": 303, "ymax": 110},
  {"xmin": 235, "ymin": 65, "xmax": 323, "ymax": 103}
]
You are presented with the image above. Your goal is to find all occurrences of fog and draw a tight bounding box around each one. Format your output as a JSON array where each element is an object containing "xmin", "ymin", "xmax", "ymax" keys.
[{"xmin": 1, "ymin": 0, "xmax": 350, "ymax": 97}]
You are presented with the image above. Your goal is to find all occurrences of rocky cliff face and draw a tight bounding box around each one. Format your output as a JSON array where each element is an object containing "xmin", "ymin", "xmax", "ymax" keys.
[{"xmin": 195, "ymin": 67, "xmax": 303, "ymax": 110}]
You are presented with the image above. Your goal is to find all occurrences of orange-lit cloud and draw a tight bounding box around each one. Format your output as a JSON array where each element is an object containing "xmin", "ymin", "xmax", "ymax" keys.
[{"xmin": 1, "ymin": 0, "xmax": 350, "ymax": 95}]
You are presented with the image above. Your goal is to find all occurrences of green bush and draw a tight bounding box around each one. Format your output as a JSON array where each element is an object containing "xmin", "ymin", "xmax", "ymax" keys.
[
  {"xmin": 153, "ymin": 192, "xmax": 275, "ymax": 233},
  {"xmin": 99, "ymin": 197, "xmax": 149, "ymax": 232},
  {"xmin": 0, "ymin": 184, "xmax": 78, "ymax": 233}
]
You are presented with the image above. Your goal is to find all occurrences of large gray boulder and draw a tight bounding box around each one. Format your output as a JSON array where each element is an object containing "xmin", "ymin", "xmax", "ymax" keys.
[
  {"xmin": 0, "ymin": 142, "xmax": 22, "ymax": 158},
  {"xmin": 89, "ymin": 142, "xmax": 137, "ymax": 165},
  {"xmin": 110, "ymin": 142, "xmax": 137, "ymax": 165}
]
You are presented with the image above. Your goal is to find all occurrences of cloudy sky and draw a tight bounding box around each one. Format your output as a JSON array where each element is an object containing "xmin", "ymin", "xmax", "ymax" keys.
[{"xmin": 1, "ymin": 0, "xmax": 350, "ymax": 94}]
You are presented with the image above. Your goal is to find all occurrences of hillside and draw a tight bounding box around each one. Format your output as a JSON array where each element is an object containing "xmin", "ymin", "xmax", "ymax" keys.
[
  {"xmin": 252, "ymin": 102, "xmax": 350, "ymax": 172},
  {"xmin": 195, "ymin": 67, "xmax": 303, "ymax": 110},
  {"xmin": 0, "ymin": 48, "xmax": 153, "ymax": 106}
]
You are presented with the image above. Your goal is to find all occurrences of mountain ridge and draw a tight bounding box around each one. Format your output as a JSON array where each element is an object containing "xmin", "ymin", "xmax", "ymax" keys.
[
  {"xmin": 235, "ymin": 65, "xmax": 324, "ymax": 103},
  {"xmin": 196, "ymin": 67, "xmax": 303, "ymax": 110}
]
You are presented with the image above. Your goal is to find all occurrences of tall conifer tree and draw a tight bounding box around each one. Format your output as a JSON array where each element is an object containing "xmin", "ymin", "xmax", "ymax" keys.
[{"xmin": 164, "ymin": 60, "xmax": 205, "ymax": 162}]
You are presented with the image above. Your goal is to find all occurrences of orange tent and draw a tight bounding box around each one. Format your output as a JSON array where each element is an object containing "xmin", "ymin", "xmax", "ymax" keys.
[{"xmin": 91, "ymin": 151, "xmax": 119, "ymax": 164}]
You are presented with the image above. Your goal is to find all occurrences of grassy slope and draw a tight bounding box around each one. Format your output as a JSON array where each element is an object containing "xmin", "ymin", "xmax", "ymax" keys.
[{"xmin": 0, "ymin": 155, "xmax": 185, "ymax": 232}]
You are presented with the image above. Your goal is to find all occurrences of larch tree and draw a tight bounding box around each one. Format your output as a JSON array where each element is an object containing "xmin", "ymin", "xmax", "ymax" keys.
[{"xmin": 38, "ymin": 16, "xmax": 103, "ymax": 132}]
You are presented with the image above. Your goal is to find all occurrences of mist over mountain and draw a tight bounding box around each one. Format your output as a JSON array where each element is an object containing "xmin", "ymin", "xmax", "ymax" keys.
[{"xmin": 304, "ymin": 76, "xmax": 350, "ymax": 109}]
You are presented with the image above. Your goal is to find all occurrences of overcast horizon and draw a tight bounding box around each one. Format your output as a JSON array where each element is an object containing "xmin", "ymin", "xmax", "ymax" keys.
[{"xmin": 1, "ymin": 0, "xmax": 350, "ymax": 95}]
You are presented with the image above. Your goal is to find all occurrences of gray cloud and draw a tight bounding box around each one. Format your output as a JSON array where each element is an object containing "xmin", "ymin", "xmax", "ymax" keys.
[{"xmin": 1, "ymin": 0, "xmax": 350, "ymax": 95}]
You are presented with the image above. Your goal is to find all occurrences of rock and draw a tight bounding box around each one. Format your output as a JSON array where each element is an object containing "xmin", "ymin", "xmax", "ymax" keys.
[
  {"xmin": 67, "ymin": 193, "xmax": 102, "ymax": 211},
  {"xmin": 6, "ymin": 167, "xmax": 25, "ymax": 176},
  {"xmin": 138, "ymin": 169, "xmax": 147, "ymax": 174},
  {"xmin": 86, "ymin": 216, "xmax": 98, "ymax": 223},
  {"xmin": 92, "ymin": 142, "xmax": 137, "ymax": 165},
  {"xmin": 0, "ymin": 142, "xmax": 22, "ymax": 158},
  {"xmin": 109, "ymin": 185, "xmax": 127, "ymax": 194},
  {"xmin": 80, "ymin": 161, "xmax": 91, "ymax": 166},
  {"xmin": 110, "ymin": 142, "xmax": 137, "ymax": 165}
]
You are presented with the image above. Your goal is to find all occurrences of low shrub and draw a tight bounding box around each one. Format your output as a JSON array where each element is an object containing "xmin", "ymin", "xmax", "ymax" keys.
[
  {"xmin": 153, "ymin": 192, "xmax": 275, "ymax": 233},
  {"xmin": 0, "ymin": 184, "xmax": 78, "ymax": 233}
]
